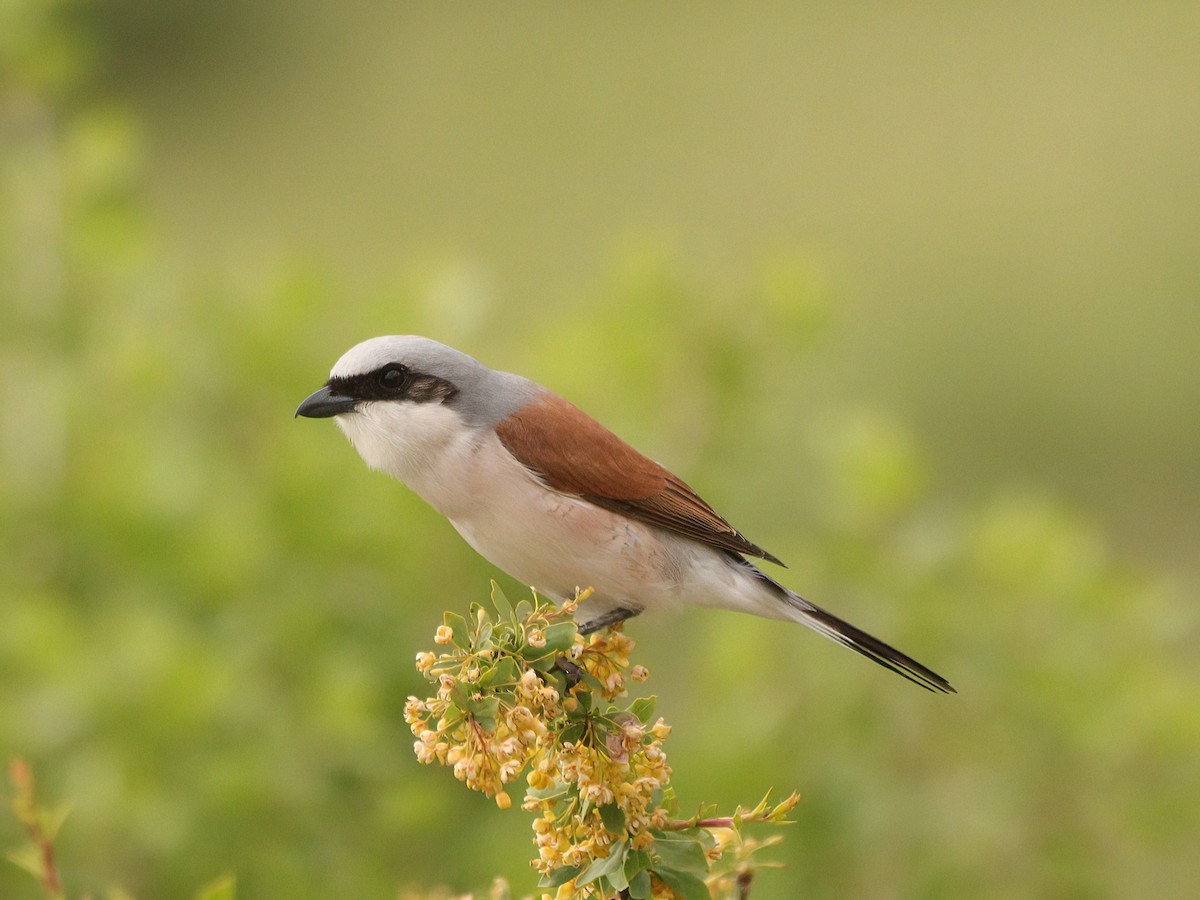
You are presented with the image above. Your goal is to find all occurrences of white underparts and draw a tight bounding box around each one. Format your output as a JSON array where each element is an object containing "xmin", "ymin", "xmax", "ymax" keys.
[{"xmin": 333, "ymin": 400, "xmax": 795, "ymax": 623}]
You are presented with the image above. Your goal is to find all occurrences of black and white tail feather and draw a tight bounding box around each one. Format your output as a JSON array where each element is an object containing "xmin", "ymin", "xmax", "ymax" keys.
[
  {"xmin": 737, "ymin": 555, "xmax": 955, "ymax": 693},
  {"xmin": 787, "ymin": 597, "xmax": 955, "ymax": 693}
]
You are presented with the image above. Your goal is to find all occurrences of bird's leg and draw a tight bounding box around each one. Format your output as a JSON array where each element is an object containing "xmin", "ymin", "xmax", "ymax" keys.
[{"xmin": 577, "ymin": 606, "xmax": 640, "ymax": 635}]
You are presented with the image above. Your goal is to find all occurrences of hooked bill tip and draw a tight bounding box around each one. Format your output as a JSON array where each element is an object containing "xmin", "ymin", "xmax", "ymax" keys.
[{"xmin": 295, "ymin": 385, "xmax": 359, "ymax": 419}]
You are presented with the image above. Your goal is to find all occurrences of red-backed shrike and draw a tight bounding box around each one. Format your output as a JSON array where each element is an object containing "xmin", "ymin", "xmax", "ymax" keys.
[{"xmin": 297, "ymin": 336, "xmax": 953, "ymax": 692}]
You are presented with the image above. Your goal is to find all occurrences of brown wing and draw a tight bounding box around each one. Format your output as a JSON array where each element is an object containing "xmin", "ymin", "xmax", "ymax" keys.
[{"xmin": 494, "ymin": 392, "xmax": 784, "ymax": 566}]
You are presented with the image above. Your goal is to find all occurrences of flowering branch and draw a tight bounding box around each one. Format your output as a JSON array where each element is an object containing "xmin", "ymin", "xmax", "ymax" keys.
[{"xmin": 405, "ymin": 584, "xmax": 799, "ymax": 899}]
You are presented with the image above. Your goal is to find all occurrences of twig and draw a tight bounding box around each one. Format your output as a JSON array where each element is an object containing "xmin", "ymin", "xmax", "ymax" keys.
[{"xmin": 9, "ymin": 758, "xmax": 65, "ymax": 899}]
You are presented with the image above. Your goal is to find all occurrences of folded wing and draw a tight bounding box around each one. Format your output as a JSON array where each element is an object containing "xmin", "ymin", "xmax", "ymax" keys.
[{"xmin": 495, "ymin": 392, "xmax": 783, "ymax": 566}]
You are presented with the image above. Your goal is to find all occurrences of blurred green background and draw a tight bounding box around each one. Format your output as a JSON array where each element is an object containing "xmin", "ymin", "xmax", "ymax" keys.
[{"xmin": 2, "ymin": 3, "xmax": 1197, "ymax": 898}]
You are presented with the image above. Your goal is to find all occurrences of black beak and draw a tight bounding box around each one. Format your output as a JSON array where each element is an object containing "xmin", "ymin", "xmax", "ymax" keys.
[{"xmin": 295, "ymin": 385, "xmax": 359, "ymax": 419}]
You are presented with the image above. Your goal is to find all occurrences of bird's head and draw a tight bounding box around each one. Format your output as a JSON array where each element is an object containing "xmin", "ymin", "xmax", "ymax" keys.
[{"xmin": 296, "ymin": 335, "xmax": 538, "ymax": 481}]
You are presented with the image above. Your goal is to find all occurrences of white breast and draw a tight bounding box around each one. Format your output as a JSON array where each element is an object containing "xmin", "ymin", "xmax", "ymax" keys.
[{"xmin": 335, "ymin": 401, "xmax": 479, "ymax": 513}]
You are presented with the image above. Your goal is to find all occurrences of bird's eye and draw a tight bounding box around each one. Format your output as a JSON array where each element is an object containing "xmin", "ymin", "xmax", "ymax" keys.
[{"xmin": 378, "ymin": 366, "xmax": 409, "ymax": 392}]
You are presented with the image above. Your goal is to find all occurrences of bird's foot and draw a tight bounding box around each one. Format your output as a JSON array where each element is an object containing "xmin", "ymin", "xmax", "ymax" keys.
[
  {"xmin": 553, "ymin": 656, "xmax": 586, "ymax": 689},
  {"xmin": 552, "ymin": 607, "xmax": 639, "ymax": 689}
]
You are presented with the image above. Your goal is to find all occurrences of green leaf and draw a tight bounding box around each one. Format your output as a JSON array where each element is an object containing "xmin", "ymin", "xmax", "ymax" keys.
[
  {"xmin": 475, "ymin": 662, "xmax": 500, "ymax": 688},
  {"xmin": 604, "ymin": 865, "xmax": 630, "ymax": 892},
  {"xmin": 652, "ymin": 865, "xmax": 711, "ymax": 900},
  {"xmin": 651, "ymin": 830, "xmax": 710, "ymax": 876},
  {"xmin": 560, "ymin": 721, "xmax": 585, "ymax": 744},
  {"xmin": 470, "ymin": 694, "xmax": 501, "ymax": 717},
  {"xmin": 538, "ymin": 864, "xmax": 583, "ymax": 888},
  {"xmin": 604, "ymin": 873, "xmax": 633, "ymax": 897},
  {"xmin": 194, "ymin": 874, "xmax": 237, "ymax": 900},
  {"xmin": 476, "ymin": 619, "xmax": 494, "ymax": 651},
  {"xmin": 599, "ymin": 802, "xmax": 626, "ymax": 833},
  {"xmin": 572, "ymin": 688, "xmax": 594, "ymax": 714},
  {"xmin": 655, "ymin": 785, "xmax": 674, "ymax": 812},
  {"xmin": 627, "ymin": 868, "xmax": 653, "ymax": 899},
  {"xmin": 542, "ymin": 621, "xmax": 578, "ymax": 655},
  {"xmin": 439, "ymin": 701, "xmax": 464, "ymax": 730},
  {"xmin": 615, "ymin": 848, "xmax": 650, "ymax": 895},
  {"xmin": 490, "ymin": 580, "xmax": 515, "ymax": 622},
  {"xmin": 466, "ymin": 695, "xmax": 500, "ymax": 731},
  {"xmin": 630, "ymin": 695, "xmax": 657, "ymax": 725},
  {"xmin": 490, "ymin": 656, "xmax": 520, "ymax": 686},
  {"xmin": 469, "ymin": 602, "xmax": 492, "ymax": 639},
  {"xmin": 625, "ymin": 849, "xmax": 652, "ymax": 879},
  {"xmin": 575, "ymin": 839, "xmax": 627, "ymax": 886}
]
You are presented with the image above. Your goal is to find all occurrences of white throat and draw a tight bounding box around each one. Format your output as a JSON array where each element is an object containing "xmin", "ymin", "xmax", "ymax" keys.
[{"xmin": 334, "ymin": 401, "xmax": 481, "ymax": 516}]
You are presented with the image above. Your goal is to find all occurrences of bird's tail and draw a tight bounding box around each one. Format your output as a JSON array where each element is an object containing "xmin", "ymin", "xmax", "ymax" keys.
[
  {"xmin": 737, "ymin": 557, "xmax": 955, "ymax": 693},
  {"xmin": 786, "ymin": 594, "xmax": 955, "ymax": 693}
]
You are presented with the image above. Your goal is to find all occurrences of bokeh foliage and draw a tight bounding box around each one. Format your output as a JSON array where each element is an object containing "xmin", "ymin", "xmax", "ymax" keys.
[{"xmin": 3, "ymin": 3, "xmax": 1199, "ymax": 898}]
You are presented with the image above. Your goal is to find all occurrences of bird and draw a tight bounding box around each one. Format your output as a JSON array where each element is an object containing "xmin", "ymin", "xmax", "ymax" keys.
[{"xmin": 296, "ymin": 335, "xmax": 954, "ymax": 693}]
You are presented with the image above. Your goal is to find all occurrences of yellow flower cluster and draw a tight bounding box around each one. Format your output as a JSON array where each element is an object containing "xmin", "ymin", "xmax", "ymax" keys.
[
  {"xmin": 404, "ymin": 660, "xmax": 555, "ymax": 809},
  {"xmin": 405, "ymin": 587, "xmax": 798, "ymax": 898},
  {"xmin": 525, "ymin": 714, "xmax": 672, "ymax": 872},
  {"xmin": 573, "ymin": 628, "xmax": 635, "ymax": 697},
  {"xmin": 403, "ymin": 590, "xmax": 674, "ymax": 881}
]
